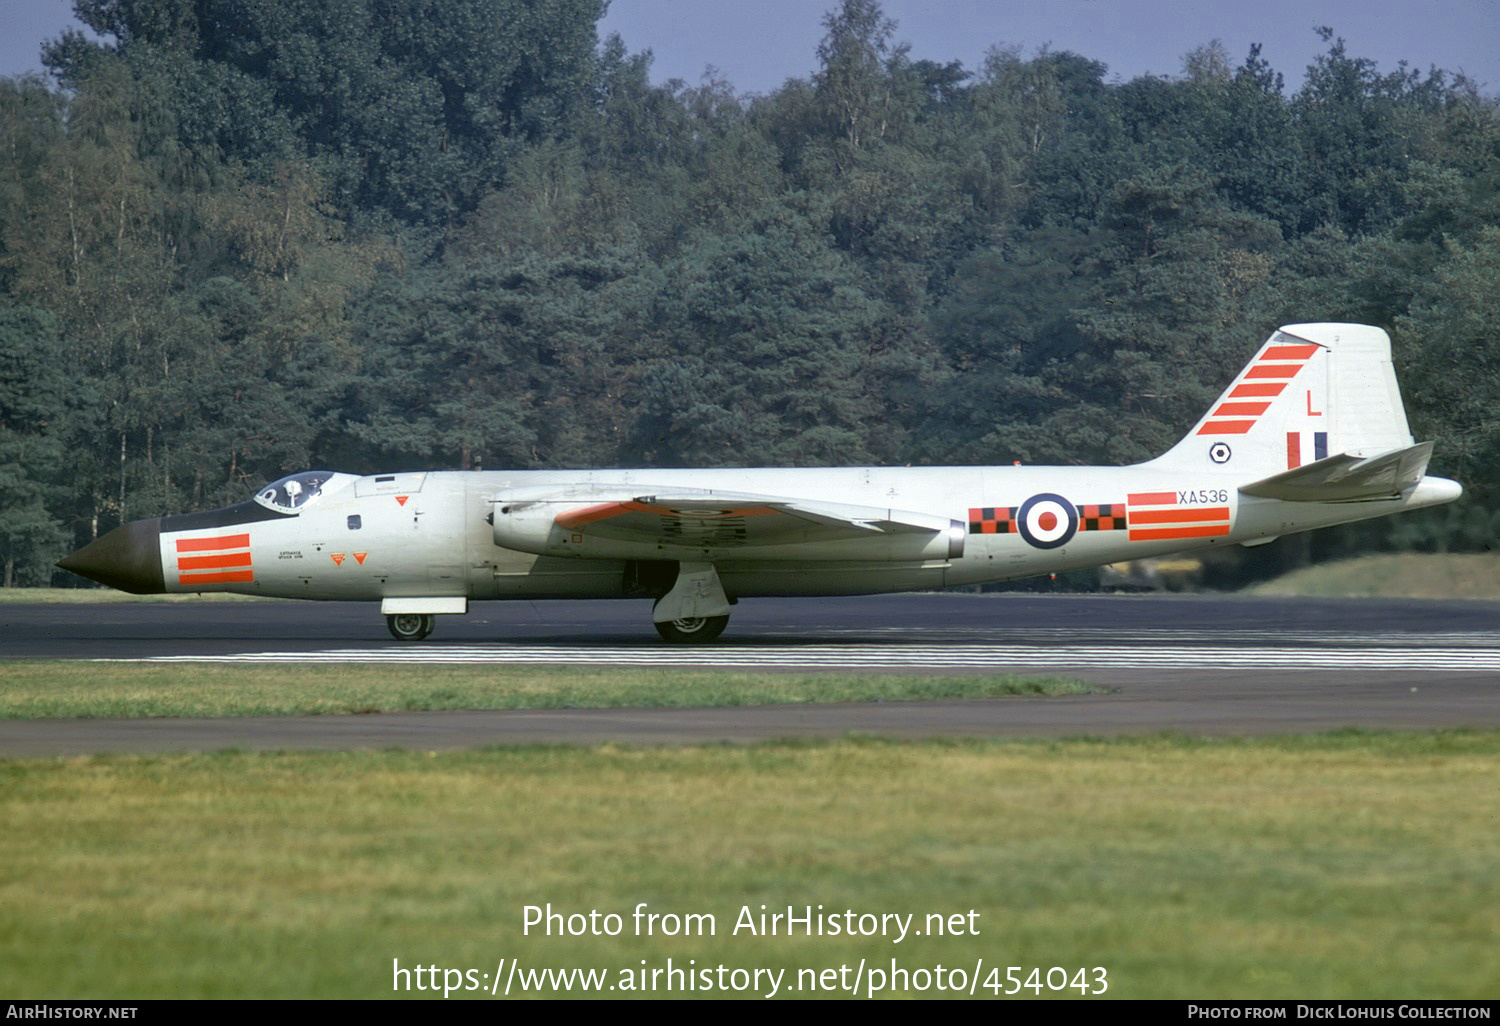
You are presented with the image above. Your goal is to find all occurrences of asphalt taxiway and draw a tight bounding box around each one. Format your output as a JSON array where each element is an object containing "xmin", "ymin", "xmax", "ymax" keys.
[{"xmin": 2, "ymin": 593, "xmax": 1497, "ymax": 754}]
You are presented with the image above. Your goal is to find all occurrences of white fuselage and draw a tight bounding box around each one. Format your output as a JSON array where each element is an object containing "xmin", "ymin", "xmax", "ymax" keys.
[{"xmin": 154, "ymin": 465, "xmax": 1460, "ymax": 603}]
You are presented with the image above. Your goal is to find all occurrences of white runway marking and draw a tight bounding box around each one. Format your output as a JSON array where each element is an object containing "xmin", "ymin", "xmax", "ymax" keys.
[
  {"xmin": 126, "ymin": 642, "xmax": 1500, "ymax": 672},
  {"xmin": 810, "ymin": 627, "xmax": 1500, "ymax": 648}
]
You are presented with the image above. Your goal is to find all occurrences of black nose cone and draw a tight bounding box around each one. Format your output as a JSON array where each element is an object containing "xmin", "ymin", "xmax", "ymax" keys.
[{"xmin": 57, "ymin": 518, "xmax": 165, "ymax": 594}]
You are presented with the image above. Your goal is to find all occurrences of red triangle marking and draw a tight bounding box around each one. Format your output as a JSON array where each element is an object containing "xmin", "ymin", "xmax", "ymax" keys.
[
  {"xmin": 353, "ymin": 552, "xmax": 367, "ymax": 565},
  {"xmin": 330, "ymin": 553, "xmax": 345, "ymax": 566},
  {"xmin": 396, "ymin": 495, "xmax": 409, "ymax": 506}
]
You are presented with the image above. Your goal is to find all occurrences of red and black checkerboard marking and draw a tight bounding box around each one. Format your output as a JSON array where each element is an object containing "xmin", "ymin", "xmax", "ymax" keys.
[
  {"xmin": 969, "ymin": 503, "xmax": 1125, "ymax": 534},
  {"xmin": 1080, "ymin": 503, "xmax": 1126, "ymax": 531},
  {"xmin": 968, "ymin": 507, "xmax": 1016, "ymax": 534}
]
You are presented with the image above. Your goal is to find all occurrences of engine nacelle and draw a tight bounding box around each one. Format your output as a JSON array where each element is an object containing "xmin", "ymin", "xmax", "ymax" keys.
[{"xmin": 491, "ymin": 497, "xmax": 576, "ymax": 556}]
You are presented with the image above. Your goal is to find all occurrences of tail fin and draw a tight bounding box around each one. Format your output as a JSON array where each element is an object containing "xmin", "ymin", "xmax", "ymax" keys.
[{"xmin": 1149, "ymin": 323, "xmax": 1415, "ymax": 477}]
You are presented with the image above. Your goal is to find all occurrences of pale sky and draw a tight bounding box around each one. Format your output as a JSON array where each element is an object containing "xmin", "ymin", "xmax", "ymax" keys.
[{"xmin": 3, "ymin": 0, "xmax": 1497, "ymax": 95}]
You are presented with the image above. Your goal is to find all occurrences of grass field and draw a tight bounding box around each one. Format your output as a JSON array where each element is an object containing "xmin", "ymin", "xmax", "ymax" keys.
[
  {"xmin": 0, "ymin": 662, "xmax": 1096, "ymax": 719},
  {"xmin": 1244, "ymin": 552, "xmax": 1500, "ymax": 600},
  {"xmin": 5, "ymin": 583, "xmax": 1494, "ymax": 1000},
  {"xmin": 1, "ymin": 732, "xmax": 1494, "ymax": 999}
]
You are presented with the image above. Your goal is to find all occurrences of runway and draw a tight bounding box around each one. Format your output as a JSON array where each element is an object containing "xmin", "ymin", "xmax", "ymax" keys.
[
  {"xmin": 2, "ymin": 593, "xmax": 1498, "ymax": 754},
  {"xmin": 140, "ymin": 638, "xmax": 1500, "ymax": 671}
]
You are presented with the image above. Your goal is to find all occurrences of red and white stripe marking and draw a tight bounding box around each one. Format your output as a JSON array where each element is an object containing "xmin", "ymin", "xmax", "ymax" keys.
[
  {"xmin": 1196, "ymin": 341, "xmax": 1321, "ymax": 436},
  {"xmin": 174, "ymin": 533, "xmax": 254, "ymax": 586},
  {"xmin": 1126, "ymin": 492, "xmax": 1230, "ymax": 543}
]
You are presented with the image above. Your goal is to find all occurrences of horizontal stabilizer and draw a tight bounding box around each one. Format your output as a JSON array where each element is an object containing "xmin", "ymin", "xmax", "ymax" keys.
[{"xmin": 1239, "ymin": 442, "xmax": 1433, "ymax": 502}]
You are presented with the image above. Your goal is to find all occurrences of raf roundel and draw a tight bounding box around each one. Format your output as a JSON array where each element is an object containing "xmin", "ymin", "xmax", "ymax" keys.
[
  {"xmin": 1016, "ymin": 493, "xmax": 1079, "ymax": 549},
  {"xmin": 1209, "ymin": 442, "xmax": 1232, "ymax": 464}
]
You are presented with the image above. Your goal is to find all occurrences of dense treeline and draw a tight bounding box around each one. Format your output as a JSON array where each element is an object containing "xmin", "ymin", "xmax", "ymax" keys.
[{"xmin": 2, "ymin": 0, "xmax": 1497, "ymax": 586}]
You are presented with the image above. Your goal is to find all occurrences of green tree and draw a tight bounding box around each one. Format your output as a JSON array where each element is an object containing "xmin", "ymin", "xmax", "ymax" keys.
[
  {"xmin": 1395, "ymin": 228, "xmax": 1500, "ymax": 511},
  {"xmin": 0, "ymin": 306, "xmax": 70, "ymax": 584},
  {"xmin": 1069, "ymin": 170, "xmax": 1283, "ymax": 462},
  {"xmin": 918, "ymin": 225, "xmax": 1093, "ymax": 464},
  {"xmin": 814, "ymin": 0, "xmax": 902, "ymax": 154},
  {"xmin": 1292, "ymin": 27, "xmax": 1457, "ymax": 235},
  {"xmin": 349, "ymin": 241, "xmax": 656, "ymax": 470},
  {"xmin": 633, "ymin": 215, "xmax": 892, "ymax": 466},
  {"xmin": 48, "ymin": 0, "xmax": 608, "ymax": 224}
]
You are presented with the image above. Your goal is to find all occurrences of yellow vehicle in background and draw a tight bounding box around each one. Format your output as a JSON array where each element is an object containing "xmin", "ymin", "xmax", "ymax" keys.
[{"xmin": 1100, "ymin": 556, "xmax": 1205, "ymax": 592}]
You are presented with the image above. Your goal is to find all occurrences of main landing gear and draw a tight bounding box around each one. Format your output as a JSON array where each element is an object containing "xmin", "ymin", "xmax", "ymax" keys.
[
  {"xmin": 386, "ymin": 613, "xmax": 435, "ymax": 641},
  {"xmin": 650, "ymin": 561, "xmax": 733, "ymax": 644},
  {"xmin": 653, "ymin": 614, "xmax": 730, "ymax": 644}
]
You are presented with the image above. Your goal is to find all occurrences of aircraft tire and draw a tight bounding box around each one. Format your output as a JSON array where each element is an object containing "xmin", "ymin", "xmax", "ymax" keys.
[
  {"xmin": 386, "ymin": 613, "xmax": 435, "ymax": 642},
  {"xmin": 654, "ymin": 615, "xmax": 729, "ymax": 644}
]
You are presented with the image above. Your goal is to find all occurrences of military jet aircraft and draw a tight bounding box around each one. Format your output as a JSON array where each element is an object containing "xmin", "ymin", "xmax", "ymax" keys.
[{"xmin": 59, "ymin": 323, "xmax": 1460, "ymax": 642}]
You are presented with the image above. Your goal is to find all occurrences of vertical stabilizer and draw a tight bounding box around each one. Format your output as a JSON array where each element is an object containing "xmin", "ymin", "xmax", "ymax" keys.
[{"xmin": 1149, "ymin": 323, "xmax": 1414, "ymax": 474}]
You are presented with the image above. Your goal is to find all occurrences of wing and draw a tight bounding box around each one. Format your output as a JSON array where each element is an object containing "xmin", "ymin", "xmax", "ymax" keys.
[{"xmin": 492, "ymin": 487, "xmax": 966, "ymax": 561}]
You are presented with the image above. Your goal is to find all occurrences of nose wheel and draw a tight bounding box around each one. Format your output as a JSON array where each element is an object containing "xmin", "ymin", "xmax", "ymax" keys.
[{"xmin": 386, "ymin": 613, "xmax": 435, "ymax": 641}]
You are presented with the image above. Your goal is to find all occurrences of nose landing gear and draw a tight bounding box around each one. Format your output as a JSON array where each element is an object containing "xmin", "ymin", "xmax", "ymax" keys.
[{"xmin": 386, "ymin": 613, "xmax": 435, "ymax": 641}]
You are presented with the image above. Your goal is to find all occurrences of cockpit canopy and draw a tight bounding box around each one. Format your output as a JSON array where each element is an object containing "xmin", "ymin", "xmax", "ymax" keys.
[{"xmin": 254, "ymin": 471, "xmax": 336, "ymax": 513}]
